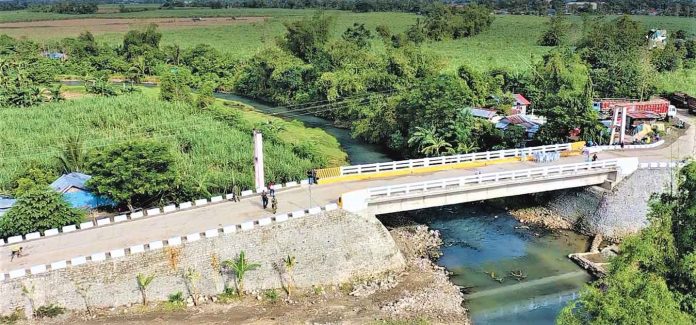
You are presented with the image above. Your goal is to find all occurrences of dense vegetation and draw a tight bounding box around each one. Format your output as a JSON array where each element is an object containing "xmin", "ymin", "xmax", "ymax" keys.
[
  {"xmin": 30, "ymin": 1, "xmax": 99, "ymax": 15},
  {"xmin": 0, "ymin": 93, "xmax": 345, "ymax": 207},
  {"xmin": 0, "ymin": 188, "xmax": 85, "ymax": 238},
  {"xmin": 558, "ymin": 163, "xmax": 696, "ymax": 324},
  {"xmin": 0, "ymin": 12, "xmax": 693, "ymax": 159}
]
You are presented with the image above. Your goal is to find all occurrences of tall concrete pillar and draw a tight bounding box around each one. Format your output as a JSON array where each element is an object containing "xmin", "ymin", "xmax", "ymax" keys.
[
  {"xmin": 609, "ymin": 108, "xmax": 619, "ymax": 144},
  {"xmin": 620, "ymin": 107, "xmax": 627, "ymax": 144},
  {"xmin": 253, "ymin": 130, "xmax": 264, "ymax": 190}
]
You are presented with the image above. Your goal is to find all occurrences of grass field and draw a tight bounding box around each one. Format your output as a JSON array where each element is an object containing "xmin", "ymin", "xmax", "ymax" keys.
[
  {"xmin": 0, "ymin": 8, "xmax": 694, "ymax": 93},
  {"xmin": 0, "ymin": 89, "xmax": 346, "ymax": 193}
]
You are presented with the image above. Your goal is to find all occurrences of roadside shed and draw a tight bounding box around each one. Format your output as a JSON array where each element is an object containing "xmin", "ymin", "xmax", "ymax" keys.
[{"xmin": 50, "ymin": 172, "xmax": 115, "ymax": 209}]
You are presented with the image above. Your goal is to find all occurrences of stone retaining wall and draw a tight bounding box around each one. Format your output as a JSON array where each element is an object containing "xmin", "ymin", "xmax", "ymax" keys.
[
  {"xmin": 545, "ymin": 167, "xmax": 674, "ymax": 239},
  {"xmin": 0, "ymin": 210, "xmax": 405, "ymax": 315}
]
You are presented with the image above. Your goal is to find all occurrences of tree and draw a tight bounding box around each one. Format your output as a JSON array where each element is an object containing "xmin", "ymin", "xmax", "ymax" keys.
[
  {"xmin": 578, "ymin": 15, "xmax": 656, "ymax": 99},
  {"xmin": 421, "ymin": 135, "xmax": 454, "ymax": 157},
  {"xmin": 136, "ymin": 273, "xmax": 155, "ymax": 306},
  {"xmin": 10, "ymin": 164, "xmax": 57, "ymax": 197},
  {"xmin": 538, "ymin": 16, "xmax": 570, "ymax": 46},
  {"xmin": 56, "ymin": 135, "xmax": 86, "ymax": 174},
  {"xmin": 342, "ymin": 23, "xmax": 373, "ymax": 49},
  {"xmin": 652, "ymin": 42, "xmax": 684, "ymax": 72},
  {"xmin": 282, "ymin": 255, "xmax": 296, "ymax": 296},
  {"xmin": 85, "ymin": 78, "xmax": 118, "ymax": 97},
  {"xmin": 558, "ymin": 162, "xmax": 696, "ymax": 323},
  {"xmin": 558, "ymin": 264, "xmax": 691, "ymax": 325},
  {"xmin": 0, "ymin": 188, "xmax": 84, "ymax": 238},
  {"xmin": 85, "ymin": 140, "xmax": 177, "ymax": 212},
  {"xmin": 195, "ymin": 81, "xmax": 216, "ymax": 109},
  {"xmin": 223, "ymin": 250, "xmax": 260, "ymax": 296},
  {"xmin": 159, "ymin": 68, "xmax": 193, "ymax": 103},
  {"xmin": 278, "ymin": 12, "xmax": 334, "ymax": 62}
]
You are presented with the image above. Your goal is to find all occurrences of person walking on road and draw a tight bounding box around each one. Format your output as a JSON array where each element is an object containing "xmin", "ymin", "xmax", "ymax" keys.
[
  {"xmin": 271, "ymin": 196, "xmax": 278, "ymax": 214},
  {"xmin": 268, "ymin": 181, "xmax": 275, "ymax": 196},
  {"xmin": 261, "ymin": 190, "xmax": 269, "ymax": 209},
  {"xmin": 232, "ymin": 185, "xmax": 240, "ymax": 202}
]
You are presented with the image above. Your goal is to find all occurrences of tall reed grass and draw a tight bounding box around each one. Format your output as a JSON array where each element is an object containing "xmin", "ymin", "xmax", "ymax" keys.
[{"xmin": 0, "ymin": 94, "xmax": 345, "ymax": 195}]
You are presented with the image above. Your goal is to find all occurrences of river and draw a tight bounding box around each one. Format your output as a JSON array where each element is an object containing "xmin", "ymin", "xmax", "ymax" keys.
[{"xmin": 216, "ymin": 93, "xmax": 592, "ymax": 325}]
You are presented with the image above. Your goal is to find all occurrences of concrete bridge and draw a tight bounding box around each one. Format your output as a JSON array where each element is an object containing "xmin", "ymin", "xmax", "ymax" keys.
[
  {"xmin": 340, "ymin": 159, "xmax": 638, "ymax": 216},
  {"xmin": 0, "ymin": 138, "xmax": 685, "ymax": 278}
]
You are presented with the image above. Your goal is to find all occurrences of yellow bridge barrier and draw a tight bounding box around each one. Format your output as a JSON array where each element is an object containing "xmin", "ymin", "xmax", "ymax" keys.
[{"xmin": 316, "ymin": 142, "xmax": 585, "ymax": 185}]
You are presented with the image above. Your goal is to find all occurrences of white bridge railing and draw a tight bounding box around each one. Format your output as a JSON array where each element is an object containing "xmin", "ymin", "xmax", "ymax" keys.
[
  {"xmin": 366, "ymin": 159, "xmax": 619, "ymax": 200},
  {"xmin": 339, "ymin": 143, "xmax": 573, "ymax": 176}
]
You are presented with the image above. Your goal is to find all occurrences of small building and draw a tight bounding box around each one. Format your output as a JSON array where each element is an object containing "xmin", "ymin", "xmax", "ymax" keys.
[
  {"xmin": 512, "ymin": 94, "xmax": 530, "ymax": 115},
  {"xmin": 495, "ymin": 115, "xmax": 542, "ymax": 138},
  {"xmin": 626, "ymin": 112, "xmax": 661, "ymax": 128},
  {"xmin": 49, "ymin": 172, "xmax": 114, "ymax": 209},
  {"xmin": 0, "ymin": 197, "xmax": 16, "ymax": 217},
  {"xmin": 470, "ymin": 108, "xmax": 498, "ymax": 121}
]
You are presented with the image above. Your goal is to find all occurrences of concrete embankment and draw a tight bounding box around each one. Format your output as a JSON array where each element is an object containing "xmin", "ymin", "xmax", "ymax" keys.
[
  {"xmin": 0, "ymin": 210, "xmax": 405, "ymax": 315},
  {"xmin": 544, "ymin": 168, "xmax": 674, "ymax": 240}
]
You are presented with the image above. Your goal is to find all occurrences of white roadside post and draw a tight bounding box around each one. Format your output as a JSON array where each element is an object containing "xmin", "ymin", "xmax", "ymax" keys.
[{"xmin": 253, "ymin": 130, "xmax": 265, "ymax": 190}]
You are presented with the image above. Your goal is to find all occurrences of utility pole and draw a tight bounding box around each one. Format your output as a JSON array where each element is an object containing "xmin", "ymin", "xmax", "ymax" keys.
[{"xmin": 253, "ymin": 130, "xmax": 264, "ymax": 190}]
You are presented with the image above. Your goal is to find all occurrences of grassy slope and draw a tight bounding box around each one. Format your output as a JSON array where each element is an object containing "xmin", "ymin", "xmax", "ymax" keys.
[{"xmin": 0, "ymin": 88, "xmax": 346, "ymax": 192}]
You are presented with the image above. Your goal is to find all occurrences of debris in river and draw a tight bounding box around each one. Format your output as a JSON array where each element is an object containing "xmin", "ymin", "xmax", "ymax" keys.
[
  {"xmin": 484, "ymin": 271, "xmax": 505, "ymax": 283},
  {"xmin": 509, "ymin": 270, "xmax": 527, "ymax": 281}
]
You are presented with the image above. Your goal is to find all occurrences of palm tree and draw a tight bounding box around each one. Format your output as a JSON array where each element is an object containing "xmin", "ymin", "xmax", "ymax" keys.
[
  {"xmin": 283, "ymin": 255, "xmax": 296, "ymax": 296},
  {"xmin": 128, "ymin": 56, "xmax": 146, "ymax": 84},
  {"xmin": 56, "ymin": 135, "xmax": 86, "ymax": 174},
  {"xmin": 456, "ymin": 141, "xmax": 479, "ymax": 154},
  {"xmin": 421, "ymin": 135, "xmax": 454, "ymax": 157},
  {"xmin": 222, "ymin": 251, "xmax": 260, "ymax": 296},
  {"xmin": 184, "ymin": 268, "xmax": 201, "ymax": 306},
  {"xmin": 408, "ymin": 125, "xmax": 437, "ymax": 152},
  {"xmin": 136, "ymin": 273, "xmax": 155, "ymax": 305}
]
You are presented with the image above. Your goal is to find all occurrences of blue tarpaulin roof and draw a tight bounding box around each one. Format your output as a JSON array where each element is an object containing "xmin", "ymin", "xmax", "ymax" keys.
[
  {"xmin": 50, "ymin": 172, "xmax": 91, "ymax": 193},
  {"xmin": 49, "ymin": 172, "xmax": 115, "ymax": 209}
]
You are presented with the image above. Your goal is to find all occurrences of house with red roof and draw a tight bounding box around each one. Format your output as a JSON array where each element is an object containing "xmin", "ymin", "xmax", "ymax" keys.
[{"xmin": 512, "ymin": 94, "xmax": 530, "ymax": 115}]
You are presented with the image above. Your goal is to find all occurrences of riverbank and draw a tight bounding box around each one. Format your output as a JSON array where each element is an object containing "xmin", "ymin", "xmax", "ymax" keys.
[{"xmin": 19, "ymin": 219, "xmax": 466, "ymax": 324}]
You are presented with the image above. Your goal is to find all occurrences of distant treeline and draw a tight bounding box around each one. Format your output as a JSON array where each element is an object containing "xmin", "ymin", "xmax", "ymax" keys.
[
  {"xmin": 476, "ymin": 0, "xmax": 695, "ymax": 17},
  {"xmin": 28, "ymin": 1, "xmax": 99, "ymax": 14}
]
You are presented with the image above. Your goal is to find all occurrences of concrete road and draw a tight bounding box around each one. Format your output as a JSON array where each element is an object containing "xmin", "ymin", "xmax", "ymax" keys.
[{"xmin": 1, "ymin": 117, "xmax": 693, "ymax": 273}]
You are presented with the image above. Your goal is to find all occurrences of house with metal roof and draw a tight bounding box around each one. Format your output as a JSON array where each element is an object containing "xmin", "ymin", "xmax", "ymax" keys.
[
  {"xmin": 470, "ymin": 108, "xmax": 498, "ymax": 120},
  {"xmin": 495, "ymin": 115, "xmax": 542, "ymax": 138},
  {"xmin": 49, "ymin": 172, "xmax": 114, "ymax": 209},
  {"xmin": 512, "ymin": 94, "xmax": 531, "ymax": 115}
]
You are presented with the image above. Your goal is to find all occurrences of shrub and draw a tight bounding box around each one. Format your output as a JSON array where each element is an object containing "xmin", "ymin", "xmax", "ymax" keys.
[
  {"xmin": 0, "ymin": 188, "xmax": 84, "ymax": 238},
  {"xmin": 264, "ymin": 289, "xmax": 279, "ymax": 302},
  {"xmin": 168, "ymin": 291, "xmax": 184, "ymax": 304},
  {"xmin": 34, "ymin": 304, "xmax": 66, "ymax": 318}
]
